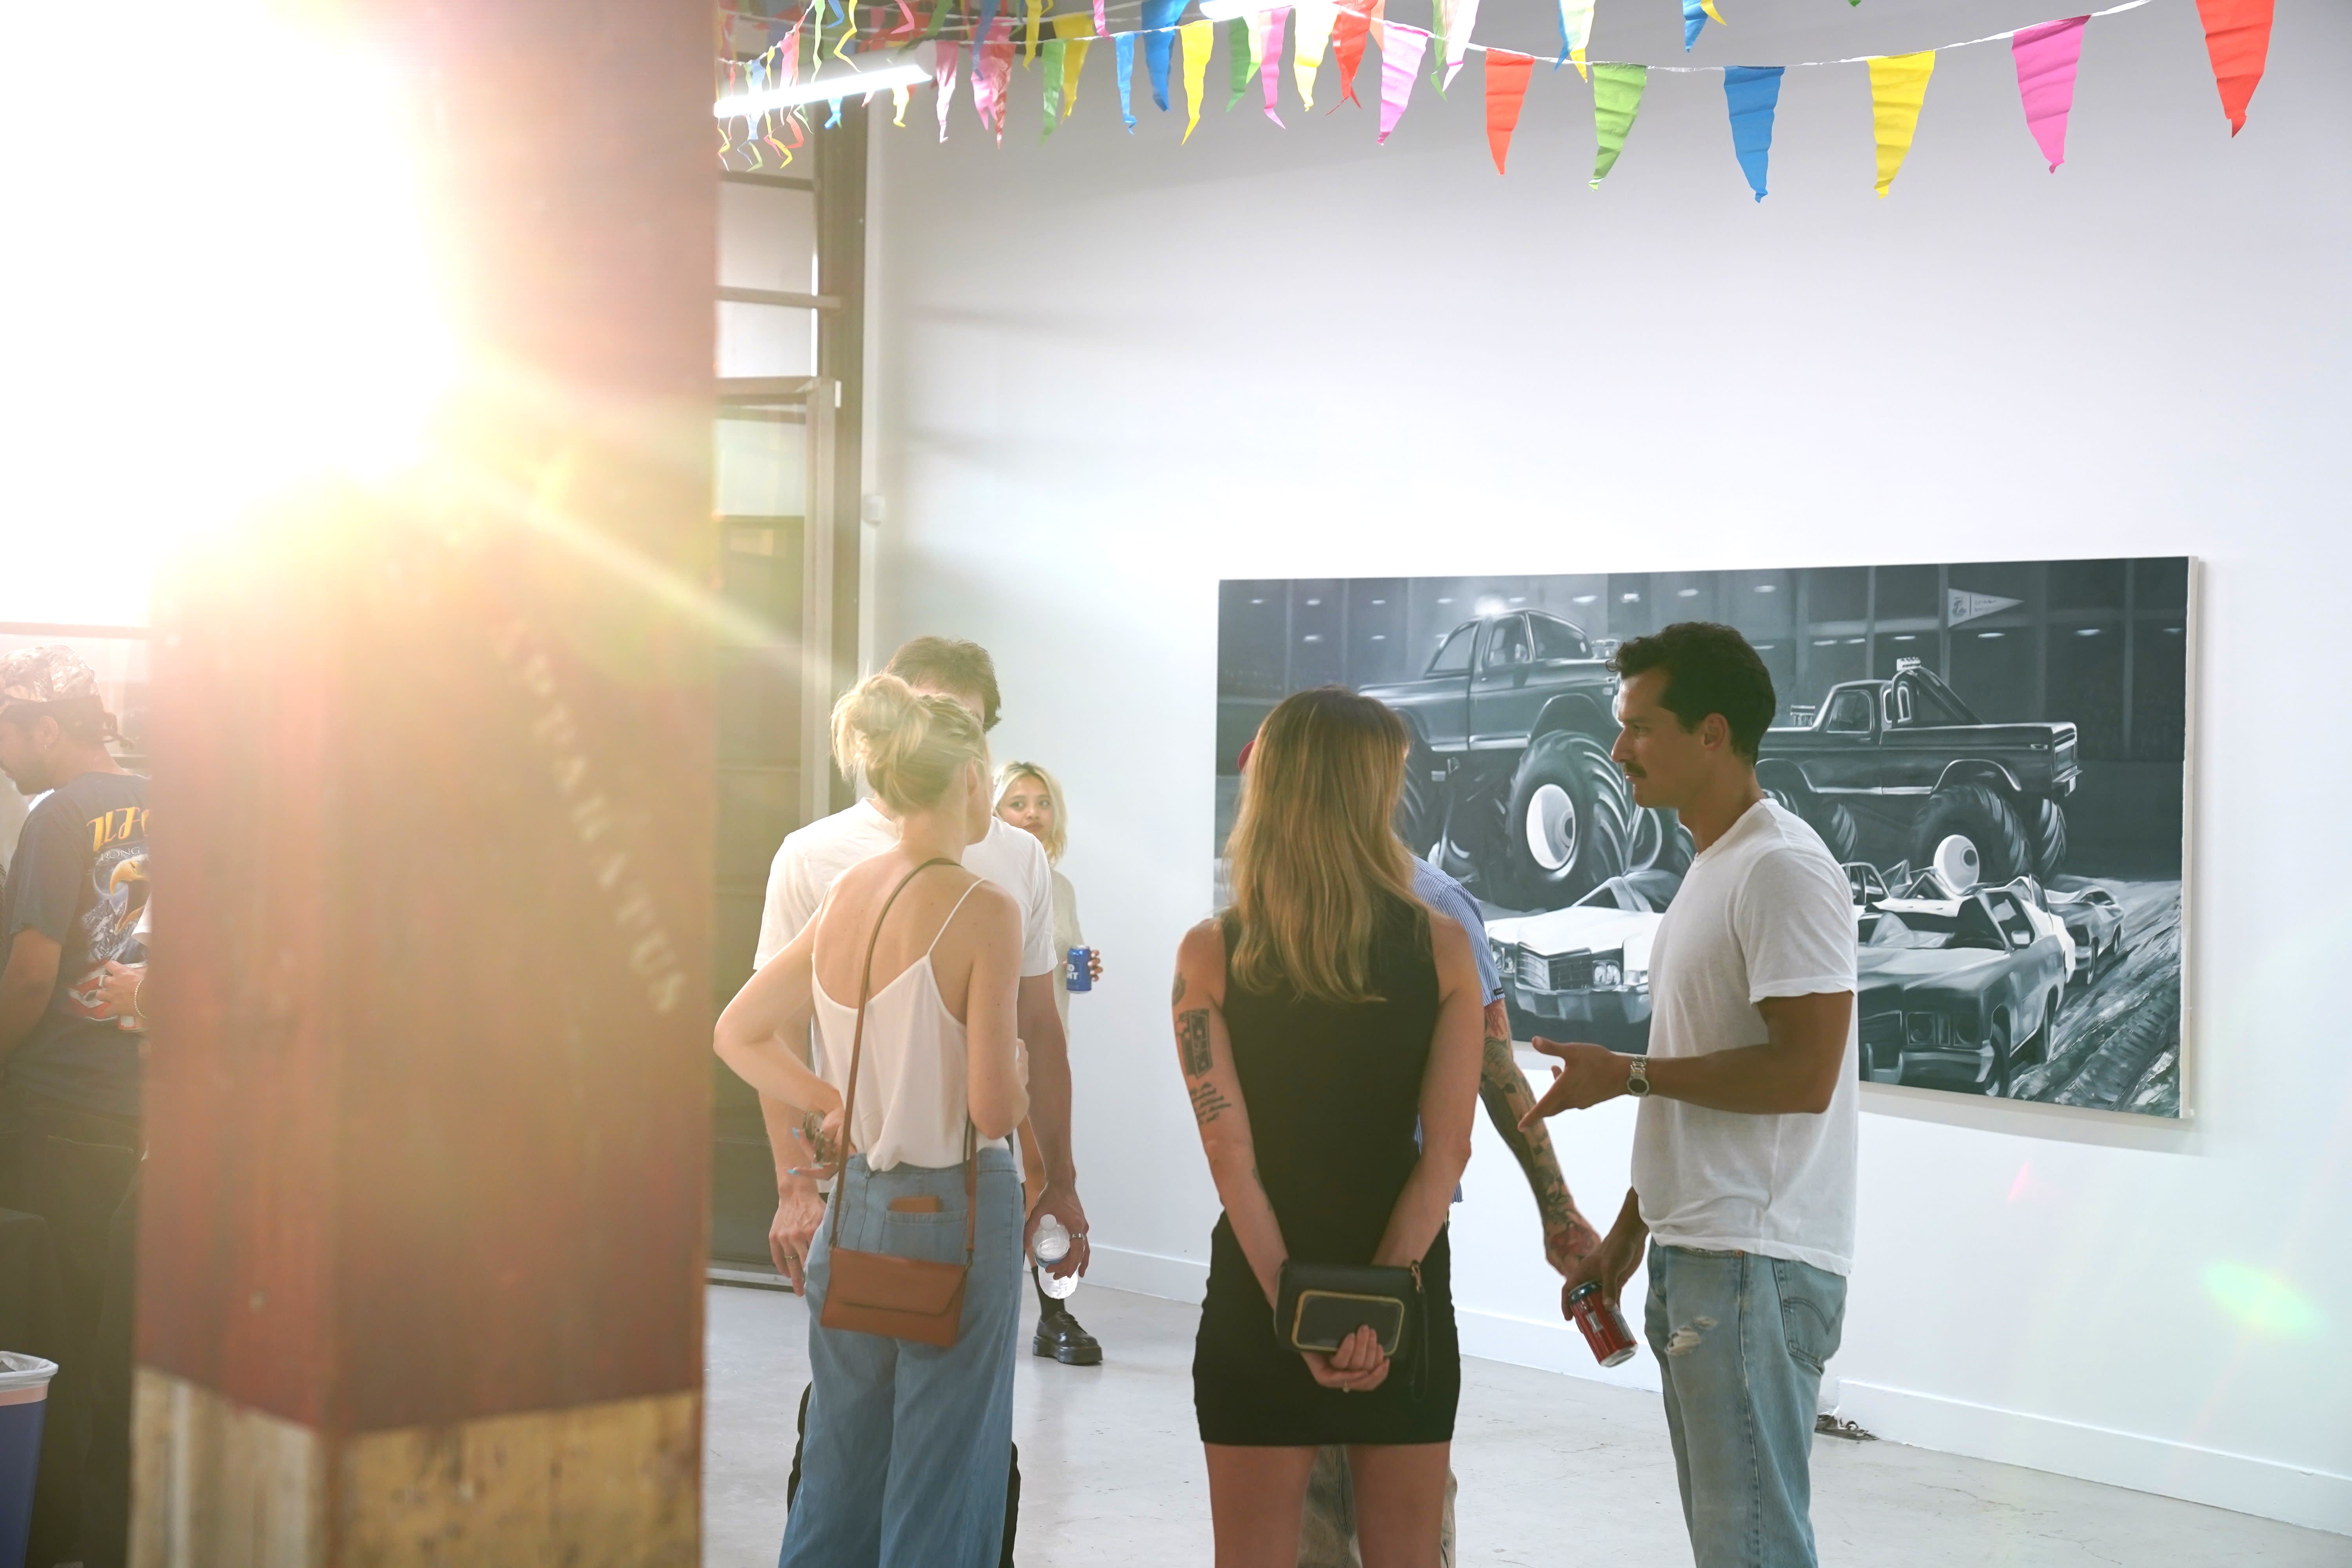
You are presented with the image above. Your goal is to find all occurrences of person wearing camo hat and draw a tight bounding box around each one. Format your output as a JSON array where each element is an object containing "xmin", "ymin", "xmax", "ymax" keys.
[{"xmin": 0, "ymin": 644, "xmax": 147, "ymax": 1564}]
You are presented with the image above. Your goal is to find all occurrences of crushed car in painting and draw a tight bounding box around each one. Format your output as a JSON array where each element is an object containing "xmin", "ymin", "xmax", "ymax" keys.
[{"xmin": 1216, "ymin": 559, "xmax": 2192, "ymax": 1119}]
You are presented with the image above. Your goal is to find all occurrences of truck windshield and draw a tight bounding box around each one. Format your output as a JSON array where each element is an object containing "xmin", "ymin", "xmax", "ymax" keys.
[{"xmin": 1427, "ymin": 622, "xmax": 1476, "ymax": 676}]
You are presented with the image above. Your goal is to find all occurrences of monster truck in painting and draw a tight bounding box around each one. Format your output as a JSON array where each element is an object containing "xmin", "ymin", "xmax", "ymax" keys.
[
  {"xmin": 1361, "ymin": 612, "xmax": 1687, "ymax": 909},
  {"xmin": 1757, "ymin": 659, "xmax": 2080, "ymax": 884},
  {"xmin": 1856, "ymin": 886, "xmax": 2071, "ymax": 1097}
]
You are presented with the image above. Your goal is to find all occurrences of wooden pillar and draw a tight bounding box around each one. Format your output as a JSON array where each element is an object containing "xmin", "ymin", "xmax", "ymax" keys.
[{"xmin": 132, "ymin": 2, "xmax": 715, "ymax": 1563}]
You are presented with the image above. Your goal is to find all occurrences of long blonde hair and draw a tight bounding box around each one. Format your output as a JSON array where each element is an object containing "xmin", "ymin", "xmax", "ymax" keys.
[
  {"xmin": 994, "ymin": 760, "xmax": 1068, "ymax": 863},
  {"xmin": 1227, "ymin": 687, "xmax": 1421, "ymax": 1005},
  {"xmin": 830, "ymin": 673, "xmax": 989, "ymax": 815}
]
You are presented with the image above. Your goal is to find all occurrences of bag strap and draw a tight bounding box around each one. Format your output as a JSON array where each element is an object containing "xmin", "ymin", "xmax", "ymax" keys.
[{"xmin": 824, "ymin": 856, "xmax": 981, "ymax": 1261}]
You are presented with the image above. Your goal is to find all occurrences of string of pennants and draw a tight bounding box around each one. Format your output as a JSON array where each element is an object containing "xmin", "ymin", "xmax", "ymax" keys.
[{"xmin": 716, "ymin": 0, "xmax": 2274, "ymax": 196}]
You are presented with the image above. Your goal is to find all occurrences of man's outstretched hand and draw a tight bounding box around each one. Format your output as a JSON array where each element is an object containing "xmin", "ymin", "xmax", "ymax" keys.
[{"xmin": 1520, "ymin": 1038, "xmax": 1633, "ymax": 1125}]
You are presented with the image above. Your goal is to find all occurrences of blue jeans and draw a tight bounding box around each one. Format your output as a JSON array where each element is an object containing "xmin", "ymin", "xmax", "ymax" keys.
[
  {"xmin": 1644, "ymin": 1243, "xmax": 1848, "ymax": 1568},
  {"xmin": 780, "ymin": 1148, "xmax": 1024, "ymax": 1568}
]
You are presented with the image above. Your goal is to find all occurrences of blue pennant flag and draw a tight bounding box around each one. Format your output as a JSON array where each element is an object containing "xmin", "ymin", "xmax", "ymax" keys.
[
  {"xmin": 1117, "ymin": 32, "xmax": 1138, "ymax": 129},
  {"xmin": 1682, "ymin": 0, "xmax": 1708, "ymax": 51},
  {"xmin": 1143, "ymin": 0, "xmax": 1185, "ymax": 110},
  {"xmin": 1723, "ymin": 65, "xmax": 1782, "ymax": 200}
]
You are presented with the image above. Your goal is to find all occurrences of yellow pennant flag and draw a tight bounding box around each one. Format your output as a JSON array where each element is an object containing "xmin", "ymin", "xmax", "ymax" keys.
[
  {"xmin": 1292, "ymin": 0, "xmax": 1336, "ymax": 108},
  {"xmin": 1025, "ymin": 0, "xmax": 1045, "ymax": 65},
  {"xmin": 1867, "ymin": 51, "xmax": 1935, "ymax": 198},
  {"xmin": 1181, "ymin": 18, "xmax": 1214, "ymax": 141},
  {"xmin": 1053, "ymin": 12, "xmax": 1094, "ymax": 118}
]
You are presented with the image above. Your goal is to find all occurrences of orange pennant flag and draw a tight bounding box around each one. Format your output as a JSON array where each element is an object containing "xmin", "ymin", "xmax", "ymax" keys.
[
  {"xmin": 1333, "ymin": 0, "xmax": 1377, "ymax": 107},
  {"xmin": 2194, "ymin": 0, "xmax": 2272, "ymax": 136},
  {"xmin": 1484, "ymin": 49, "xmax": 1533, "ymax": 174}
]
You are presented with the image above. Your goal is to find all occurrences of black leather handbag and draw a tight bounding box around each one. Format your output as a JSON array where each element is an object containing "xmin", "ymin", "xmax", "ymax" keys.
[{"xmin": 1274, "ymin": 1259, "xmax": 1422, "ymax": 1357}]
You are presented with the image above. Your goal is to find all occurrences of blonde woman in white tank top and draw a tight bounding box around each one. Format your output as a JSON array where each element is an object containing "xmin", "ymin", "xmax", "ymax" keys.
[{"xmin": 717, "ymin": 676, "xmax": 1029, "ymax": 1568}]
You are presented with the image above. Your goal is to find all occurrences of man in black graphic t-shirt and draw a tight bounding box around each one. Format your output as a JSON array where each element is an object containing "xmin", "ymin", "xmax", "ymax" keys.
[{"xmin": 0, "ymin": 644, "xmax": 147, "ymax": 1565}]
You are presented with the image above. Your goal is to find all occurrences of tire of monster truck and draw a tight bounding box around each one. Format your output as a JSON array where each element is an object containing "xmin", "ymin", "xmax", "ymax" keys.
[
  {"xmin": 1907, "ymin": 781, "xmax": 2030, "ymax": 887},
  {"xmin": 1763, "ymin": 787, "xmax": 1857, "ymax": 862},
  {"xmin": 1626, "ymin": 807, "xmax": 1695, "ymax": 877},
  {"xmin": 2025, "ymin": 795, "xmax": 2068, "ymax": 878},
  {"xmin": 1396, "ymin": 739, "xmax": 1446, "ymax": 860},
  {"xmin": 1504, "ymin": 731, "xmax": 1632, "ymax": 909}
]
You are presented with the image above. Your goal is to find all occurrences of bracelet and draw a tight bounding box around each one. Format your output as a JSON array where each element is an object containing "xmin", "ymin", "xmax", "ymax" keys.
[{"xmin": 131, "ymin": 973, "xmax": 147, "ymax": 1024}]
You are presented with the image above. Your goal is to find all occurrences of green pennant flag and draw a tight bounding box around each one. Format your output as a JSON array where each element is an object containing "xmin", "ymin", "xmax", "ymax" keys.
[
  {"xmin": 1227, "ymin": 16, "xmax": 1252, "ymax": 108},
  {"xmin": 1042, "ymin": 37, "xmax": 1067, "ymax": 135},
  {"xmin": 920, "ymin": 0, "xmax": 951, "ymax": 43},
  {"xmin": 1590, "ymin": 62, "xmax": 1648, "ymax": 187}
]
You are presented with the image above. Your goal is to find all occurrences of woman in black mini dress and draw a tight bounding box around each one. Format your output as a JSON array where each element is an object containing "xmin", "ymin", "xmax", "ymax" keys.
[{"xmin": 1172, "ymin": 687, "xmax": 1485, "ymax": 1568}]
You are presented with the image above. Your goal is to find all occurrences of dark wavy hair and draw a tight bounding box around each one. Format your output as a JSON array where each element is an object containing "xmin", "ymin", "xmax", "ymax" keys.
[{"xmin": 1609, "ymin": 622, "xmax": 1776, "ymax": 761}]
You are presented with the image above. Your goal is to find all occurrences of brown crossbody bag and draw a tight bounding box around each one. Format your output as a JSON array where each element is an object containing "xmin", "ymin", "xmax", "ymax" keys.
[{"xmin": 816, "ymin": 857, "xmax": 979, "ymax": 1349}]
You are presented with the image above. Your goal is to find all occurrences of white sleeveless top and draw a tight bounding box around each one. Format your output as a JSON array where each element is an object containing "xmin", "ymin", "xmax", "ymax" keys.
[{"xmin": 812, "ymin": 881, "xmax": 1008, "ymax": 1172}]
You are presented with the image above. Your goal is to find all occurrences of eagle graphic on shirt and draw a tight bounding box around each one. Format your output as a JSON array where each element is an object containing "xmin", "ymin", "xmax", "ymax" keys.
[{"xmin": 60, "ymin": 842, "xmax": 150, "ymax": 1024}]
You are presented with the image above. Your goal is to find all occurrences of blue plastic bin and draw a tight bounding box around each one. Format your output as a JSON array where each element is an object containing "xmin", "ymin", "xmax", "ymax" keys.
[{"xmin": 0, "ymin": 1353, "xmax": 57, "ymax": 1568}]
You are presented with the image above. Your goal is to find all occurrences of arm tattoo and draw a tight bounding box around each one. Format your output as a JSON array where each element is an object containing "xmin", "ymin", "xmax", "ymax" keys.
[
  {"xmin": 1190, "ymin": 1082, "xmax": 1235, "ymax": 1125},
  {"xmin": 1479, "ymin": 1034, "xmax": 1579, "ymax": 1231},
  {"xmin": 1177, "ymin": 1007, "xmax": 1212, "ymax": 1076},
  {"xmin": 1172, "ymin": 972, "xmax": 1187, "ymax": 1007}
]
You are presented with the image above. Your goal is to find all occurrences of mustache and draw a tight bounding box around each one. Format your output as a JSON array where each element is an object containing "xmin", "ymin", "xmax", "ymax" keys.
[{"xmin": 1621, "ymin": 764, "xmax": 1646, "ymax": 779}]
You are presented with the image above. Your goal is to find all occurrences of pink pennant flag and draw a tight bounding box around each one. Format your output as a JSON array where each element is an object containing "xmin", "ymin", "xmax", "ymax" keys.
[
  {"xmin": 975, "ymin": 16, "xmax": 1016, "ymax": 142},
  {"xmin": 1262, "ymin": 7, "xmax": 1291, "ymax": 126},
  {"xmin": 2011, "ymin": 15, "xmax": 2088, "ymax": 171},
  {"xmin": 1377, "ymin": 22, "xmax": 1429, "ymax": 143},
  {"xmin": 1093, "ymin": 0, "xmax": 1107, "ymax": 34},
  {"xmin": 934, "ymin": 39, "xmax": 961, "ymax": 141}
]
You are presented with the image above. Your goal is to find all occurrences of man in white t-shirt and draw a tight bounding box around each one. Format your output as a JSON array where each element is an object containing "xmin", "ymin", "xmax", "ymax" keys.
[
  {"xmin": 754, "ymin": 637, "xmax": 1098, "ymax": 1368},
  {"xmin": 1524, "ymin": 622, "xmax": 1857, "ymax": 1568}
]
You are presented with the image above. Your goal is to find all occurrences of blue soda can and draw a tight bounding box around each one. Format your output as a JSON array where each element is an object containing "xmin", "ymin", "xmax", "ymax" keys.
[{"xmin": 1065, "ymin": 947, "xmax": 1094, "ymax": 993}]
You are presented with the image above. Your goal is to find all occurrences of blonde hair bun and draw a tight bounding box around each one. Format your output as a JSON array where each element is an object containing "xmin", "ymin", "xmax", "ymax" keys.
[{"xmin": 830, "ymin": 673, "xmax": 989, "ymax": 815}]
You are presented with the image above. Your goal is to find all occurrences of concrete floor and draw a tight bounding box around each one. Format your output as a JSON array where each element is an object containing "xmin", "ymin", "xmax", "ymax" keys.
[{"xmin": 703, "ymin": 1282, "xmax": 2345, "ymax": 1568}]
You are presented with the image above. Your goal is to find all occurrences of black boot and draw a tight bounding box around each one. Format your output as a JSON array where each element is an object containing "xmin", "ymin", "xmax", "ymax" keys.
[{"xmin": 1031, "ymin": 1267, "xmax": 1103, "ymax": 1365}]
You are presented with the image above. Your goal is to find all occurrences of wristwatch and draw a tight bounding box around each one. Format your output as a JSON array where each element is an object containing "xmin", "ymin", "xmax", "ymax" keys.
[{"xmin": 1625, "ymin": 1055, "xmax": 1651, "ymax": 1099}]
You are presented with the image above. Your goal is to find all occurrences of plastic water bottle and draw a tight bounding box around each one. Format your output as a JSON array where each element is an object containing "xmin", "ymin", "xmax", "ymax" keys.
[{"xmin": 1032, "ymin": 1215, "xmax": 1080, "ymax": 1301}]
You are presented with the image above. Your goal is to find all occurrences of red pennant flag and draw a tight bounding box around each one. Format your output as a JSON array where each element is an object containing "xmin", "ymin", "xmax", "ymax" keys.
[
  {"xmin": 2194, "ymin": 0, "xmax": 2273, "ymax": 136},
  {"xmin": 1483, "ymin": 48, "xmax": 1533, "ymax": 174},
  {"xmin": 1334, "ymin": 0, "xmax": 1377, "ymax": 107}
]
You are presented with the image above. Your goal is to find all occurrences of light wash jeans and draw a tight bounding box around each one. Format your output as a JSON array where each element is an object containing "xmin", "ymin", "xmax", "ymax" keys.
[
  {"xmin": 1645, "ymin": 1243, "xmax": 1848, "ymax": 1568},
  {"xmin": 779, "ymin": 1148, "xmax": 1024, "ymax": 1568}
]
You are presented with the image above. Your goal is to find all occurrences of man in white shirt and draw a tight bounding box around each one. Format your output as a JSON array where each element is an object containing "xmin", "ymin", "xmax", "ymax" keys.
[
  {"xmin": 755, "ymin": 637, "xmax": 1098, "ymax": 1367},
  {"xmin": 1525, "ymin": 622, "xmax": 1857, "ymax": 1568}
]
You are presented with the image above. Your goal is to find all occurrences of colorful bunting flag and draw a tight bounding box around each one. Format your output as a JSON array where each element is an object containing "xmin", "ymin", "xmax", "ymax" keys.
[
  {"xmin": 1262, "ymin": 8, "xmax": 1291, "ymax": 125},
  {"xmin": 1483, "ymin": 48, "xmax": 1532, "ymax": 174},
  {"xmin": 976, "ymin": 0, "xmax": 1003, "ymax": 69},
  {"xmin": 1436, "ymin": 0, "xmax": 1482, "ymax": 91},
  {"xmin": 1055, "ymin": 13, "xmax": 1096, "ymax": 119},
  {"xmin": 934, "ymin": 38, "xmax": 960, "ymax": 141},
  {"xmin": 1144, "ymin": 0, "xmax": 1183, "ymax": 110},
  {"xmin": 1868, "ymin": 51, "xmax": 1935, "ymax": 197},
  {"xmin": 1181, "ymin": 17, "xmax": 1213, "ymax": 140},
  {"xmin": 1041, "ymin": 37, "xmax": 1066, "ymax": 133},
  {"xmin": 1227, "ymin": 17, "xmax": 1252, "ymax": 109},
  {"xmin": 1334, "ymin": 0, "xmax": 1376, "ymax": 106},
  {"xmin": 1590, "ymin": 61, "xmax": 1646, "ymax": 186},
  {"xmin": 2010, "ymin": 16, "xmax": 2087, "ymax": 171},
  {"xmin": 1293, "ymin": 0, "xmax": 1338, "ymax": 109},
  {"xmin": 892, "ymin": 80, "xmax": 913, "ymax": 125},
  {"xmin": 1024, "ymin": 0, "xmax": 1044, "ymax": 64},
  {"xmin": 1094, "ymin": 0, "xmax": 1107, "ymax": 38},
  {"xmin": 1116, "ymin": 31, "xmax": 1138, "ymax": 128},
  {"xmin": 1555, "ymin": 0, "xmax": 1594, "ymax": 77},
  {"xmin": 1681, "ymin": 0, "xmax": 1724, "ymax": 53},
  {"xmin": 1378, "ymin": 22, "xmax": 1430, "ymax": 142},
  {"xmin": 1723, "ymin": 64, "xmax": 1782, "ymax": 200},
  {"xmin": 2194, "ymin": 0, "xmax": 2272, "ymax": 136}
]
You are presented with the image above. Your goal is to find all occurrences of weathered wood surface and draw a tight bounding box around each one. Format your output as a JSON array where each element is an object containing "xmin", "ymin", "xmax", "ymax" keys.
[{"xmin": 132, "ymin": 0, "xmax": 718, "ymax": 1559}]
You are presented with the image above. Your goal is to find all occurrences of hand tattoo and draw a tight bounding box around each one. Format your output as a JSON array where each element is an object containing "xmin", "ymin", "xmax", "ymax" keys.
[
  {"xmin": 1177, "ymin": 1007, "xmax": 1212, "ymax": 1076},
  {"xmin": 1190, "ymin": 1082, "xmax": 1234, "ymax": 1125}
]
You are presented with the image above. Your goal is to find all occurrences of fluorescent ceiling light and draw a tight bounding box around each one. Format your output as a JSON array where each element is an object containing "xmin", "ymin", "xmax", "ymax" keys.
[{"xmin": 715, "ymin": 63, "xmax": 929, "ymax": 118}]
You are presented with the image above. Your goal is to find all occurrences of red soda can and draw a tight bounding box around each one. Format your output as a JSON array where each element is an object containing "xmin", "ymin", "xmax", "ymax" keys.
[{"xmin": 1566, "ymin": 1281, "xmax": 1638, "ymax": 1367}]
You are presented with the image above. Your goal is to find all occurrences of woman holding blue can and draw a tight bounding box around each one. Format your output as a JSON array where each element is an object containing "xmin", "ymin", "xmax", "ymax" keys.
[{"xmin": 994, "ymin": 760, "xmax": 1108, "ymax": 1364}]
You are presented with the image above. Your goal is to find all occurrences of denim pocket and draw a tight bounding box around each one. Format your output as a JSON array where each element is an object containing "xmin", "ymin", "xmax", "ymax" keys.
[{"xmin": 1772, "ymin": 1258, "xmax": 1847, "ymax": 1374}]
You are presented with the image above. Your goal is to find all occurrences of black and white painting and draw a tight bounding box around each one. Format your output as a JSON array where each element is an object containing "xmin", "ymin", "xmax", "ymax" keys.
[{"xmin": 1215, "ymin": 560, "xmax": 2193, "ymax": 1119}]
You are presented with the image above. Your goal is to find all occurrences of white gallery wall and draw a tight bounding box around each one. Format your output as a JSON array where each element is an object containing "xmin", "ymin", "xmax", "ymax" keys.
[{"xmin": 861, "ymin": 0, "xmax": 2351, "ymax": 1535}]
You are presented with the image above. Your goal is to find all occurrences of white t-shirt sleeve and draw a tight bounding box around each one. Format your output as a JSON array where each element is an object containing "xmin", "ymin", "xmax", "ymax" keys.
[
  {"xmin": 753, "ymin": 837, "xmax": 821, "ymax": 972},
  {"xmin": 1018, "ymin": 834, "xmax": 1058, "ymax": 977},
  {"xmin": 1734, "ymin": 846, "xmax": 1858, "ymax": 1002}
]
